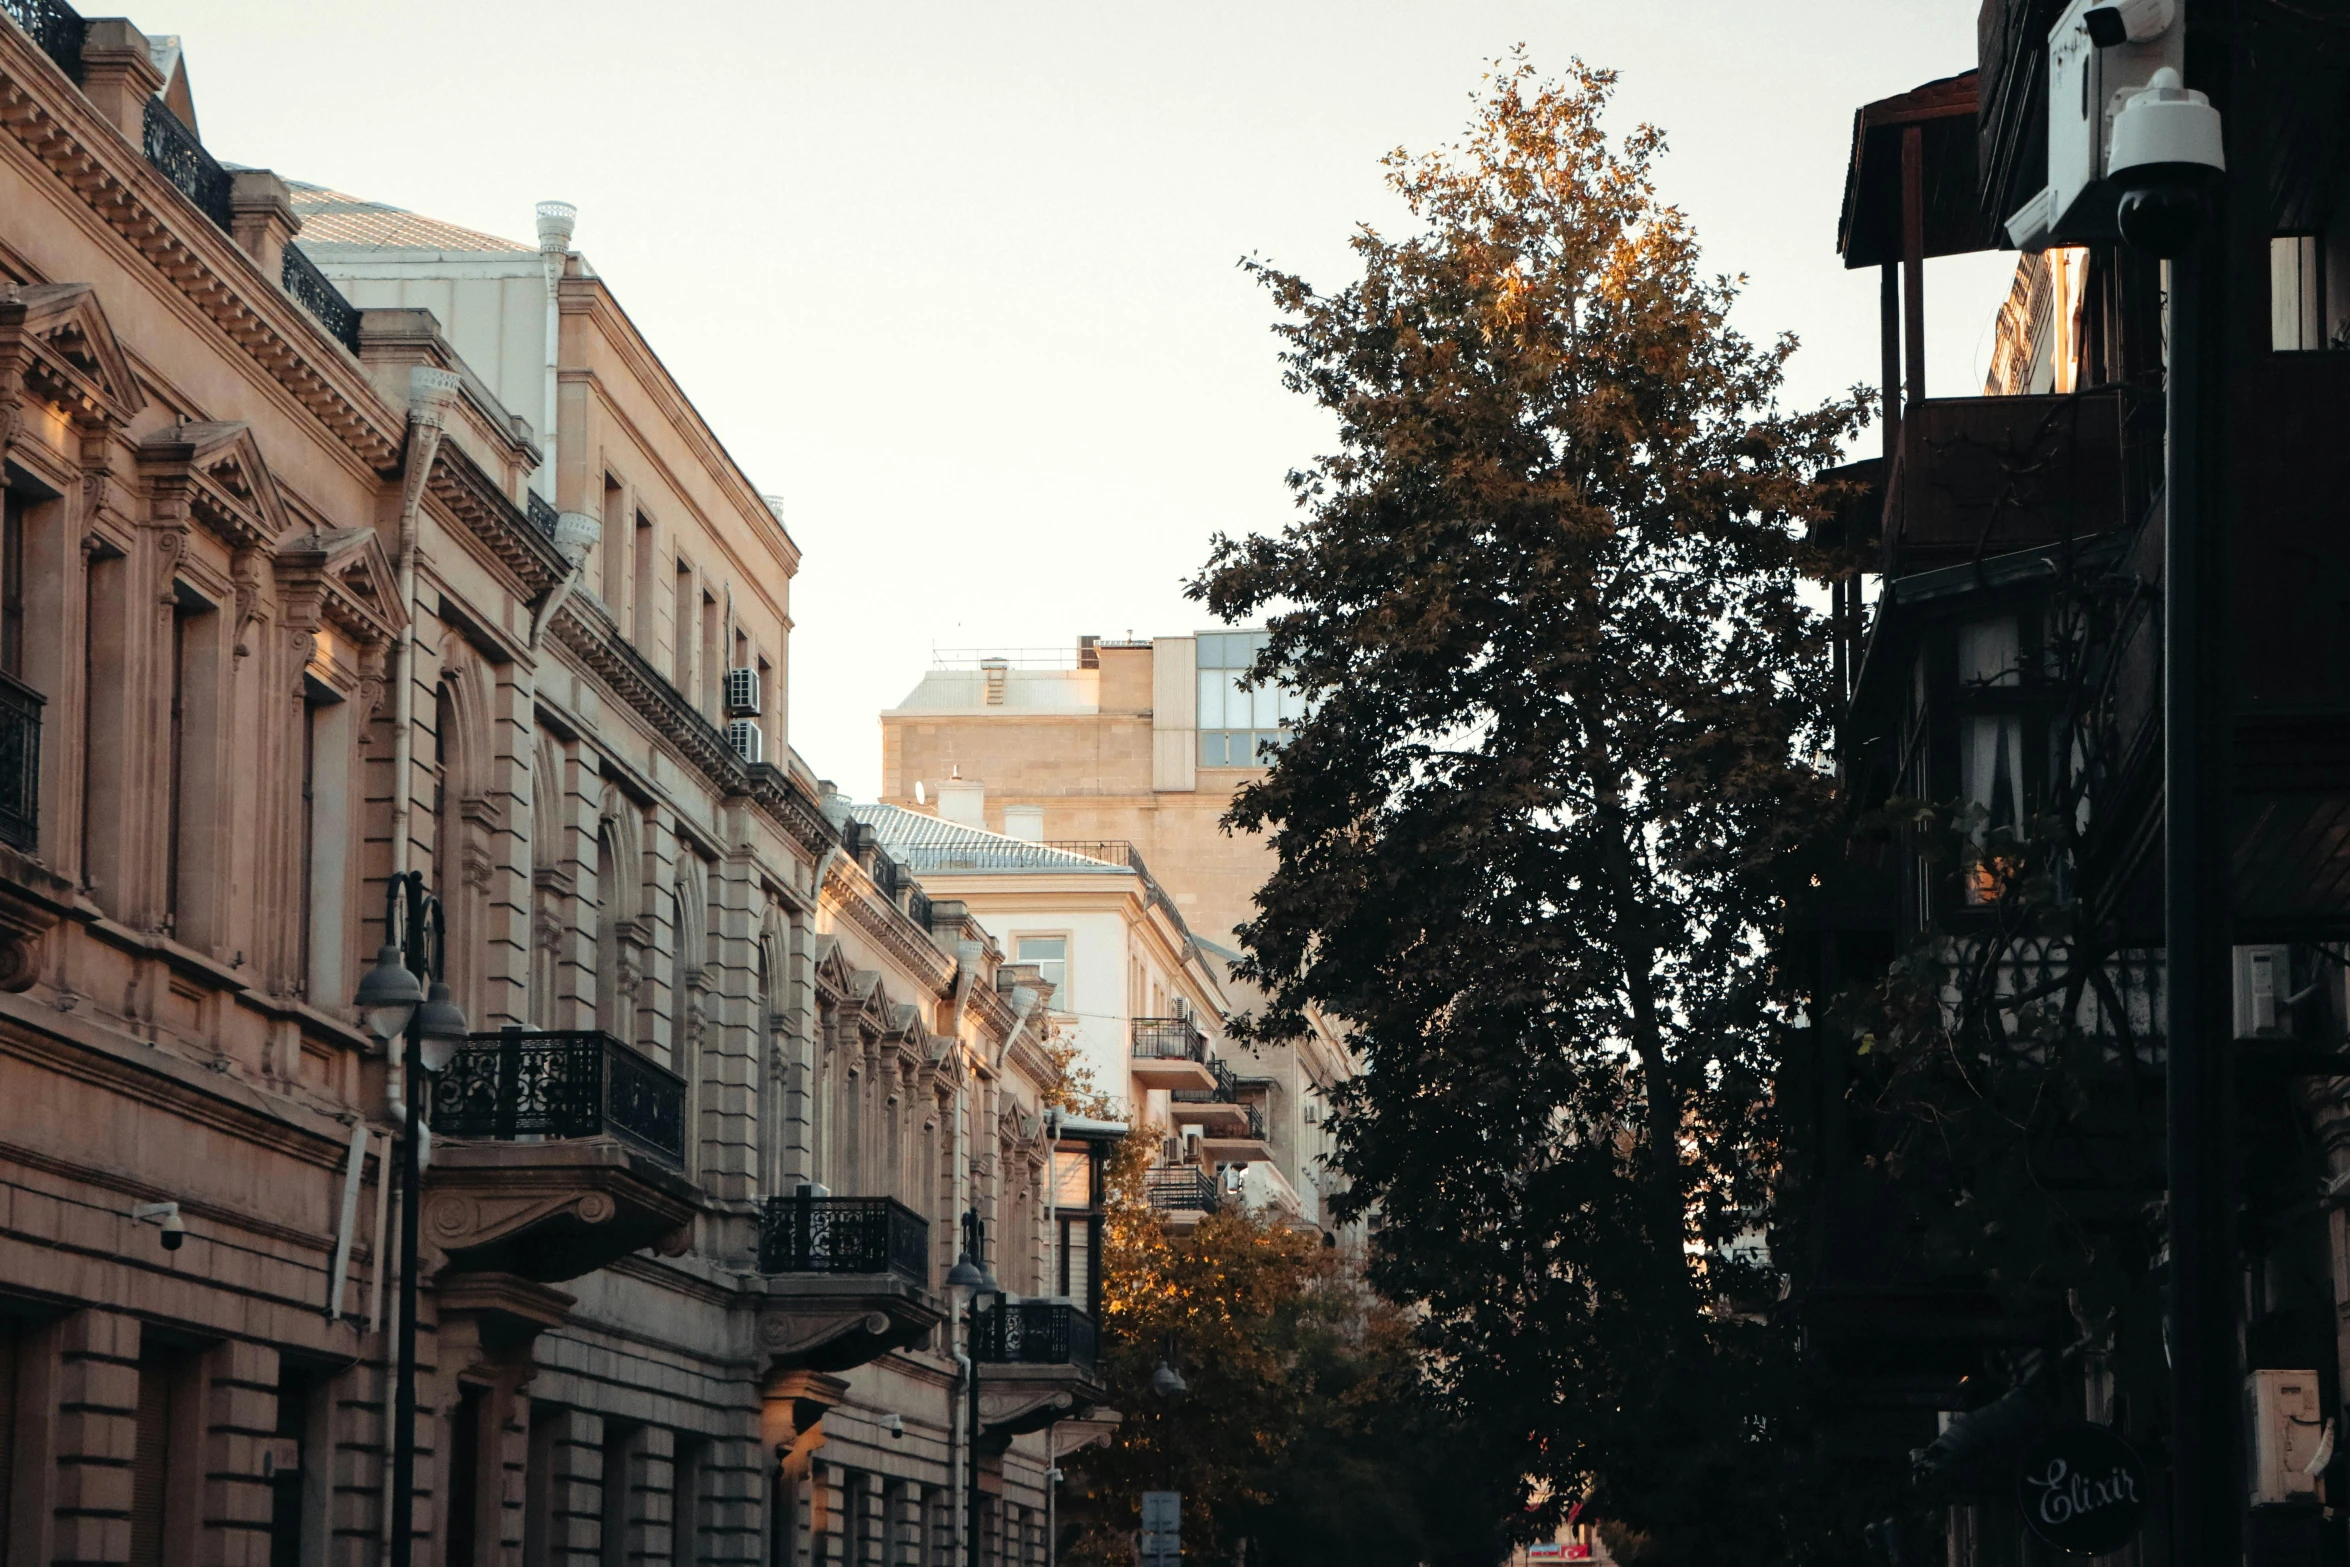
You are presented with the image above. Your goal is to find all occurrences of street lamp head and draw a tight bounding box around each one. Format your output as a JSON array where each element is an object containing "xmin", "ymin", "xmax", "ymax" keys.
[
  {"xmin": 414, "ymin": 981, "xmax": 470, "ymax": 1074},
  {"xmin": 2109, "ymin": 68, "xmax": 2225, "ymax": 258},
  {"xmin": 354, "ymin": 945, "xmax": 423, "ymax": 1044},
  {"xmin": 1151, "ymin": 1358, "xmax": 1188, "ymax": 1402},
  {"xmin": 946, "ymin": 1249, "xmax": 989, "ymax": 1306}
]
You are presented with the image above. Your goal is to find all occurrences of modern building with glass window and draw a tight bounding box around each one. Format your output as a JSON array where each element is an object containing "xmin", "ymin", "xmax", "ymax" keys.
[{"xmin": 874, "ymin": 636, "xmax": 1358, "ymax": 1244}]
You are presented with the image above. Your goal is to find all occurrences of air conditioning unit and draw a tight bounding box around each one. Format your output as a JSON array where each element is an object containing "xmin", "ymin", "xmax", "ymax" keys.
[
  {"xmin": 727, "ymin": 719, "xmax": 764, "ymax": 765},
  {"xmin": 2005, "ymin": 0, "xmax": 2182, "ymax": 250},
  {"xmin": 2247, "ymin": 1369, "xmax": 2329, "ymax": 1504},
  {"xmin": 725, "ymin": 666, "xmax": 762, "ymax": 716}
]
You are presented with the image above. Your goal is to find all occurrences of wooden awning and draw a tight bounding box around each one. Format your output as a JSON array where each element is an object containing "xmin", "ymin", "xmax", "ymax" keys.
[{"xmin": 1837, "ymin": 71, "xmax": 1997, "ymax": 268}]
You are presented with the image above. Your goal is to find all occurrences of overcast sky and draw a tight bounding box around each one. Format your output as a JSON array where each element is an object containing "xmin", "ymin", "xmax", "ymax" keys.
[{"xmin": 173, "ymin": 0, "xmax": 2011, "ymax": 799}]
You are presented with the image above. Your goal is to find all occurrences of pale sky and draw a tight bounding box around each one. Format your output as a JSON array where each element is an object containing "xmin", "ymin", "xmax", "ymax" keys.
[{"xmin": 172, "ymin": 0, "xmax": 2011, "ymax": 800}]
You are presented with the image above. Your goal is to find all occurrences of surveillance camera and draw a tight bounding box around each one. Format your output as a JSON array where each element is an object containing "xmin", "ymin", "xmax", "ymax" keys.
[
  {"xmin": 132, "ymin": 1201, "xmax": 183, "ymax": 1252},
  {"xmin": 883, "ymin": 1413, "xmax": 905, "ymax": 1441}
]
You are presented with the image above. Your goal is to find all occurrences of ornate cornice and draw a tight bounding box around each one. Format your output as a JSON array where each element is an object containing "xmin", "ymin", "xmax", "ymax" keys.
[
  {"xmin": 0, "ymin": 32, "xmax": 400, "ymax": 470},
  {"xmin": 426, "ymin": 440, "xmax": 568, "ymax": 598},
  {"xmin": 822, "ymin": 863, "xmax": 955, "ymax": 996}
]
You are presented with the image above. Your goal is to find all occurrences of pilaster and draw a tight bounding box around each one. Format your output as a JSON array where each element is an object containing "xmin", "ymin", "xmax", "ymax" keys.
[
  {"xmin": 197, "ymin": 1339, "xmax": 280, "ymax": 1567},
  {"xmin": 75, "ymin": 21, "xmax": 164, "ymax": 146},
  {"xmin": 51, "ymin": 1308, "xmax": 140, "ymax": 1567}
]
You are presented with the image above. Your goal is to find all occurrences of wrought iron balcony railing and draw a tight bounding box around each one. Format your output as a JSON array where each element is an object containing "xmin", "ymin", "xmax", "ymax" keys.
[
  {"xmin": 0, "ymin": 670, "xmax": 41, "ymax": 852},
  {"xmin": 432, "ymin": 1028, "xmax": 687, "ymax": 1168},
  {"xmin": 974, "ymin": 1300, "xmax": 1098, "ymax": 1375},
  {"xmin": 1171, "ymin": 1057, "xmax": 1237, "ymax": 1105},
  {"xmin": 1144, "ymin": 1165, "xmax": 1219, "ymax": 1214},
  {"xmin": 526, "ymin": 490, "xmax": 560, "ymax": 540},
  {"xmin": 141, "ymin": 96, "xmax": 230, "ymax": 232},
  {"xmin": 757, "ymin": 1193, "xmax": 930, "ymax": 1284},
  {"xmin": 1131, "ymin": 1016, "xmax": 1206, "ymax": 1064},
  {"xmin": 1233, "ymin": 1102, "xmax": 1267, "ymax": 1142},
  {"xmin": 281, "ymin": 244, "xmax": 360, "ymax": 351},
  {"xmin": 1, "ymin": 0, "xmax": 82, "ymax": 79}
]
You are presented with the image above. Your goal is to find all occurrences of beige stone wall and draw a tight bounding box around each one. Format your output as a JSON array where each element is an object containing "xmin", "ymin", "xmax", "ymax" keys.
[{"xmin": 0, "ymin": 19, "xmax": 1073, "ymax": 1567}]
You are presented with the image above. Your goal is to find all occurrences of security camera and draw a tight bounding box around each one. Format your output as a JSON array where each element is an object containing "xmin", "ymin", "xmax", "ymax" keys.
[
  {"xmin": 2082, "ymin": 0, "xmax": 2173, "ymax": 47},
  {"xmin": 883, "ymin": 1413, "xmax": 905, "ymax": 1441},
  {"xmin": 2108, "ymin": 67, "xmax": 2225, "ymax": 258},
  {"xmin": 132, "ymin": 1201, "xmax": 184, "ymax": 1252}
]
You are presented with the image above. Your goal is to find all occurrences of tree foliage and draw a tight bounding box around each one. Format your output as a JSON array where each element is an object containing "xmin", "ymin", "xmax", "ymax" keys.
[
  {"xmin": 1191, "ymin": 57, "xmax": 1866, "ymax": 1556},
  {"xmin": 1060, "ymin": 1132, "xmax": 1512, "ymax": 1567}
]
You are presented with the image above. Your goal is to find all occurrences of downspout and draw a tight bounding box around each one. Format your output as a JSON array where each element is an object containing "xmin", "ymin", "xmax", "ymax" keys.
[
  {"xmin": 388, "ymin": 367, "xmax": 460, "ymax": 880},
  {"xmin": 528, "ymin": 512, "xmax": 600, "ymax": 650},
  {"xmin": 377, "ymin": 364, "xmax": 455, "ymax": 1567},
  {"xmin": 533, "ymin": 202, "xmax": 574, "ymax": 506}
]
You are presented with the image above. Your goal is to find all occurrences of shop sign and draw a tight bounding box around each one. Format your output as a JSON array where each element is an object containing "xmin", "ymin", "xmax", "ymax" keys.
[{"xmin": 2016, "ymin": 1423, "xmax": 2148, "ymax": 1556}]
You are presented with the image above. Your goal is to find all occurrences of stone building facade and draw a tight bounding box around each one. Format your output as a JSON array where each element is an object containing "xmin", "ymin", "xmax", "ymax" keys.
[
  {"xmin": 873, "ymin": 641, "xmax": 1356, "ymax": 1245},
  {"xmin": 0, "ymin": 11, "xmax": 1105, "ymax": 1567}
]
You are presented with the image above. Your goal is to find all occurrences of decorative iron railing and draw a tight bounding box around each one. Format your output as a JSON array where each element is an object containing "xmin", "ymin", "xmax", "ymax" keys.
[
  {"xmin": 526, "ymin": 491, "xmax": 560, "ymax": 541},
  {"xmin": 1, "ymin": 0, "xmax": 82, "ymax": 78},
  {"xmin": 141, "ymin": 96, "xmax": 230, "ymax": 232},
  {"xmin": 1232, "ymin": 1102, "xmax": 1267, "ymax": 1142},
  {"xmin": 1171, "ymin": 1057, "xmax": 1237, "ymax": 1105},
  {"xmin": 974, "ymin": 1300, "xmax": 1097, "ymax": 1375},
  {"xmin": 431, "ymin": 1028, "xmax": 687, "ymax": 1168},
  {"xmin": 1131, "ymin": 1016, "xmax": 1206, "ymax": 1064},
  {"xmin": 0, "ymin": 670, "xmax": 41, "ymax": 851},
  {"xmin": 1144, "ymin": 1165, "xmax": 1219, "ymax": 1214},
  {"xmin": 281, "ymin": 244, "xmax": 360, "ymax": 351},
  {"xmin": 757, "ymin": 1193, "xmax": 930, "ymax": 1283}
]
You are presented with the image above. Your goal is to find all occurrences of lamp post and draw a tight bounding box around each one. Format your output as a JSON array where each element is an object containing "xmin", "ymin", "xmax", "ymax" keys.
[
  {"xmin": 2110, "ymin": 63, "xmax": 2234, "ymax": 1567},
  {"xmin": 946, "ymin": 1211, "xmax": 998, "ymax": 1567},
  {"xmin": 354, "ymin": 869, "xmax": 467, "ymax": 1567}
]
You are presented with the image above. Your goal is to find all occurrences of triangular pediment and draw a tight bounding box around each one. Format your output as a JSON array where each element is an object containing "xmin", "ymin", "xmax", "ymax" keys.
[
  {"xmin": 0, "ymin": 283, "xmax": 142, "ymax": 426},
  {"xmin": 274, "ymin": 525, "xmax": 405, "ymax": 644},
  {"xmin": 811, "ymin": 937, "xmax": 857, "ymax": 1002},
  {"xmin": 139, "ymin": 421, "xmax": 291, "ymax": 547}
]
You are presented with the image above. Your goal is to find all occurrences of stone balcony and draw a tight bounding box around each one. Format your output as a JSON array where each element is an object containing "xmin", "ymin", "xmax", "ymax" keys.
[
  {"xmin": 422, "ymin": 1028, "xmax": 697, "ymax": 1284},
  {"xmin": 752, "ymin": 1192, "xmax": 945, "ymax": 1372},
  {"xmin": 975, "ymin": 1299, "xmax": 1109, "ymax": 1440}
]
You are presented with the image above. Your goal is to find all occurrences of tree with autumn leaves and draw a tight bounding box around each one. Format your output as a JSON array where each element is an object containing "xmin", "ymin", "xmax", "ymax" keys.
[
  {"xmin": 1056, "ymin": 1130, "xmax": 1513, "ymax": 1567},
  {"xmin": 1185, "ymin": 54, "xmax": 1874, "ymax": 1561}
]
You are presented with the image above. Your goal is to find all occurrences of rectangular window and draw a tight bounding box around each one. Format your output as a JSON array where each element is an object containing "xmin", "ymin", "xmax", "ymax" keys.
[
  {"xmin": 1058, "ymin": 1214, "xmax": 1098, "ymax": 1313},
  {"xmin": 631, "ymin": 513, "xmax": 655, "ymax": 645},
  {"xmin": 2274, "ymin": 234, "xmax": 2327, "ymax": 351},
  {"xmin": 599, "ymin": 474, "xmax": 625, "ymax": 606},
  {"xmin": 1194, "ymin": 627, "xmax": 1294, "ymax": 768},
  {"xmin": 701, "ymin": 591, "xmax": 722, "ymax": 719},
  {"xmin": 672, "ymin": 562, "xmax": 695, "ymax": 697},
  {"xmin": 1052, "ymin": 1148, "xmax": 1093, "ymax": 1208},
  {"xmin": 0, "ymin": 487, "xmax": 23, "ymax": 679},
  {"xmin": 1016, "ymin": 935, "xmax": 1067, "ymax": 1003}
]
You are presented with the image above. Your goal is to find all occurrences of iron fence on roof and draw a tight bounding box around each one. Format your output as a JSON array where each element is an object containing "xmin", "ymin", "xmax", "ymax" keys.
[
  {"xmin": 2, "ymin": 0, "xmax": 82, "ymax": 78},
  {"xmin": 141, "ymin": 96, "xmax": 231, "ymax": 232},
  {"xmin": 281, "ymin": 244, "xmax": 361, "ymax": 351}
]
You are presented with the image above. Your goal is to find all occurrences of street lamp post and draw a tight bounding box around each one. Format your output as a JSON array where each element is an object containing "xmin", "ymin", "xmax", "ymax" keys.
[
  {"xmin": 2110, "ymin": 63, "xmax": 2234, "ymax": 1567},
  {"xmin": 946, "ymin": 1211, "xmax": 998, "ymax": 1567},
  {"xmin": 354, "ymin": 869, "xmax": 468, "ymax": 1567}
]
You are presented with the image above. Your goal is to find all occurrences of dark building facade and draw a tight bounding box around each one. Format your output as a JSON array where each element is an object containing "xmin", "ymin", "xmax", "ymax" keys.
[{"xmin": 1792, "ymin": 0, "xmax": 2350, "ymax": 1559}]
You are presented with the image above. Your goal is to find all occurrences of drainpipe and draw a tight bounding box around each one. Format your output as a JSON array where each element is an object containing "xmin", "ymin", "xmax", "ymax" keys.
[
  {"xmin": 534, "ymin": 202, "xmax": 574, "ymax": 506},
  {"xmin": 387, "ymin": 369, "xmax": 459, "ymax": 881},
  {"xmin": 528, "ymin": 512, "xmax": 601, "ymax": 650}
]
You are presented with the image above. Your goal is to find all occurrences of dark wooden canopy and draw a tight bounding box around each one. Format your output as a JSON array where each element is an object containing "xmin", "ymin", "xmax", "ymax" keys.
[{"xmin": 1838, "ymin": 71, "xmax": 1996, "ymax": 268}]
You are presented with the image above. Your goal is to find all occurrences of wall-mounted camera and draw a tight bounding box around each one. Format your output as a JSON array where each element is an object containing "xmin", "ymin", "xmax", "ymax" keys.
[{"xmin": 132, "ymin": 1200, "xmax": 184, "ymax": 1252}]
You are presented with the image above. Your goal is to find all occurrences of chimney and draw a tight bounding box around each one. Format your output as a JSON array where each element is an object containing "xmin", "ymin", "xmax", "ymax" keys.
[{"xmin": 938, "ymin": 777, "xmax": 986, "ymax": 830}]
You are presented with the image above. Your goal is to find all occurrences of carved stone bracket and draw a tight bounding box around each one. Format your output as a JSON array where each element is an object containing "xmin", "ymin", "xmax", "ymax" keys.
[{"xmin": 421, "ymin": 1138, "xmax": 696, "ymax": 1284}]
